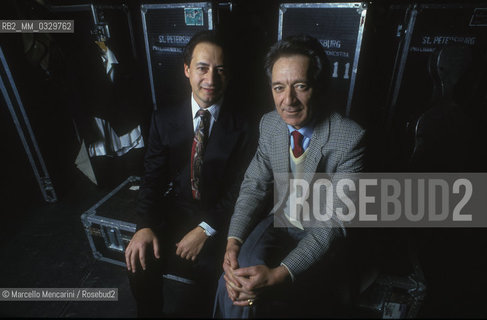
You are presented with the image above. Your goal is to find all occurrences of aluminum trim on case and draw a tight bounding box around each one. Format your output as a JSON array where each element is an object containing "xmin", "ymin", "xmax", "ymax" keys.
[
  {"xmin": 81, "ymin": 214, "xmax": 103, "ymax": 262},
  {"xmin": 208, "ymin": 8, "xmax": 213, "ymax": 29},
  {"xmin": 140, "ymin": 3, "xmax": 211, "ymax": 10},
  {"xmin": 48, "ymin": 4, "xmax": 98, "ymax": 24},
  {"xmin": 418, "ymin": 3, "xmax": 479, "ymax": 9},
  {"xmin": 278, "ymin": 5, "xmax": 284, "ymax": 40},
  {"xmin": 85, "ymin": 177, "xmax": 134, "ymax": 215},
  {"xmin": 278, "ymin": 3, "xmax": 363, "ymax": 40},
  {"xmin": 123, "ymin": 4, "xmax": 138, "ymax": 59},
  {"xmin": 87, "ymin": 215, "xmax": 136, "ymax": 233},
  {"xmin": 140, "ymin": 5, "xmax": 157, "ymax": 110},
  {"xmin": 0, "ymin": 47, "xmax": 57, "ymax": 203},
  {"xmin": 470, "ymin": 8, "xmax": 487, "ymax": 26},
  {"xmin": 346, "ymin": 3, "xmax": 367, "ymax": 116},
  {"xmin": 376, "ymin": 275, "xmax": 419, "ymax": 290},
  {"xmin": 90, "ymin": 4, "xmax": 98, "ymax": 25},
  {"xmin": 48, "ymin": 4, "xmax": 93, "ymax": 12},
  {"xmin": 387, "ymin": 6, "xmax": 417, "ymax": 132},
  {"xmin": 280, "ymin": 3, "xmax": 363, "ymax": 9}
]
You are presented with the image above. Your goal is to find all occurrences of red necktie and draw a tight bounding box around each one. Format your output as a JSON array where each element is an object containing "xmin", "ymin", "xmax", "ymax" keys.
[
  {"xmin": 291, "ymin": 130, "xmax": 304, "ymax": 158},
  {"xmin": 191, "ymin": 109, "xmax": 210, "ymax": 200}
]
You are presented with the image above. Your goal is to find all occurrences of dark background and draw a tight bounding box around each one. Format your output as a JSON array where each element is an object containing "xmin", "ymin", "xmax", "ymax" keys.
[{"xmin": 1, "ymin": 0, "xmax": 486, "ymax": 317}]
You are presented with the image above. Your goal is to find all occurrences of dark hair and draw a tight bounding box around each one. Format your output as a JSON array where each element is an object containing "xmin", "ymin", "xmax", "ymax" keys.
[
  {"xmin": 183, "ymin": 30, "xmax": 227, "ymax": 66},
  {"xmin": 264, "ymin": 34, "xmax": 330, "ymax": 87}
]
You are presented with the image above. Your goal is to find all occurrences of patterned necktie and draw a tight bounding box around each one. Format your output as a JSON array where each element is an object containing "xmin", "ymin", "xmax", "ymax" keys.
[
  {"xmin": 191, "ymin": 109, "xmax": 211, "ymax": 200},
  {"xmin": 291, "ymin": 130, "xmax": 304, "ymax": 158}
]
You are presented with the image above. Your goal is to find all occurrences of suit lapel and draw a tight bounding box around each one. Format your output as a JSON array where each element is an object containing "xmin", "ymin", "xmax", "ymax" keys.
[
  {"xmin": 273, "ymin": 116, "xmax": 331, "ymax": 215},
  {"xmin": 271, "ymin": 117, "xmax": 291, "ymax": 211},
  {"xmin": 270, "ymin": 115, "xmax": 331, "ymax": 176},
  {"xmin": 166, "ymin": 101, "xmax": 194, "ymax": 181},
  {"xmin": 303, "ymin": 116, "xmax": 331, "ymax": 183},
  {"xmin": 202, "ymin": 104, "xmax": 240, "ymax": 189},
  {"xmin": 168, "ymin": 100, "xmax": 194, "ymax": 146},
  {"xmin": 204, "ymin": 107, "xmax": 238, "ymax": 160},
  {"xmin": 271, "ymin": 117, "xmax": 290, "ymax": 173}
]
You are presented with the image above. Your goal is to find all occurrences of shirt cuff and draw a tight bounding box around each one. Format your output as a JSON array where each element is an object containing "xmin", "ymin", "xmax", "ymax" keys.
[
  {"xmin": 227, "ymin": 236, "xmax": 243, "ymax": 244},
  {"xmin": 198, "ymin": 222, "xmax": 217, "ymax": 237},
  {"xmin": 280, "ymin": 262, "xmax": 295, "ymax": 282}
]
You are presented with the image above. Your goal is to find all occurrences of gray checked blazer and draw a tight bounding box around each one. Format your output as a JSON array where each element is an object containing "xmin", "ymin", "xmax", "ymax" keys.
[{"xmin": 228, "ymin": 110, "xmax": 366, "ymax": 279}]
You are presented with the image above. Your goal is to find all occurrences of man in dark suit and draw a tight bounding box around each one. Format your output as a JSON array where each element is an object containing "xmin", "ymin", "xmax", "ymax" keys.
[
  {"xmin": 214, "ymin": 35, "xmax": 366, "ymax": 318},
  {"xmin": 125, "ymin": 31, "xmax": 253, "ymax": 317}
]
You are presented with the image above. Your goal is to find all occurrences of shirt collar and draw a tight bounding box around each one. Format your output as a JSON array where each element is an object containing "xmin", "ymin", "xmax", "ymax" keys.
[
  {"xmin": 287, "ymin": 123, "xmax": 314, "ymax": 140},
  {"xmin": 191, "ymin": 93, "xmax": 222, "ymax": 121}
]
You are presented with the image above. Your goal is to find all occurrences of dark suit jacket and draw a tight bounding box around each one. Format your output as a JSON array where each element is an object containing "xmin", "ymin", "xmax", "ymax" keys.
[{"xmin": 136, "ymin": 98, "xmax": 254, "ymax": 238}]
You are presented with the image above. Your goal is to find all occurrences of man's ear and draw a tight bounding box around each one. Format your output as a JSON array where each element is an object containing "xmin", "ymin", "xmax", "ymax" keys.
[{"xmin": 184, "ymin": 63, "xmax": 190, "ymax": 78}]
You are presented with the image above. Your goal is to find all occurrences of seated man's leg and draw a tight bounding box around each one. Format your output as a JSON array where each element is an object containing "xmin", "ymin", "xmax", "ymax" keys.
[
  {"xmin": 127, "ymin": 246, "xmax": 164, "ymax": 317},
  {"xmin": 214, "ymin": 214, "xmax": 294, "ymax": 318},
  {"xmin": 157, "ymin": 200, "xmax": 226, "ymax": 317},
  {"xmin": 214, "ymin": 215, "xmax": 353, "ymax": 318},
  {"xmin": 162, "ymin": 231, "xmax": 225, "ymax": 318},
  {"xmin": 282, "ymin": 227, "xmax": 356, "ymax": 317}
]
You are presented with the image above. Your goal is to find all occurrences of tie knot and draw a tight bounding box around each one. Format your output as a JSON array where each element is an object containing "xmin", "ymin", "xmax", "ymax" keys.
[
  {"xmin": 196, "ymin": 108, "xmax": 210, "ymax": 119},
  {"xmin": 291, "ymin": 130, "xmax": 303, "ymax": 143}
]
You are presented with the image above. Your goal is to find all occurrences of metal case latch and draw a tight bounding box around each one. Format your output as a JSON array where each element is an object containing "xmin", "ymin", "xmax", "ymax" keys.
[{"xmin": 101, "ymin": 226, "xmax": 124, "ymax": 252}]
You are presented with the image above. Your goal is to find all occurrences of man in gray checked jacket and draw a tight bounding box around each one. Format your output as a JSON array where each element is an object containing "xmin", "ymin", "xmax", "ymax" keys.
[{"xmin": 213, "ymin": 34, "xmax": 366, "ymax": 318}]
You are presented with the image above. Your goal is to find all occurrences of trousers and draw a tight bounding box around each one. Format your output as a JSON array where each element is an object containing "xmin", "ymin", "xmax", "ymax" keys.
[
  {"xmin": 128, "ymin": 200, "xmax": 225, "ymax": 317},
  {"xmin": 213, "ymin": 214, "xmax": 354, "ymax": 318}
]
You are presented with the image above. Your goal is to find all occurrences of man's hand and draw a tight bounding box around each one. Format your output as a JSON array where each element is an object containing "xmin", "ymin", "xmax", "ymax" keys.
[
  {"xmin": 231, "ymin": 265, "xmax": 291, "ymax": 306},
  {"xmin": 226, "ymin": 281, "xmax": 256, "ymax": 304},
  {"xmin": 125, "ymin": 228, "xmax": 160, "ymax": 273},
  {"xmin": 175, "ymin": 226, "xmax": 208, "ymax": 261},
  {"xmin": 222, "ymin": 239, "xmax": 243, "ymax": 301}
]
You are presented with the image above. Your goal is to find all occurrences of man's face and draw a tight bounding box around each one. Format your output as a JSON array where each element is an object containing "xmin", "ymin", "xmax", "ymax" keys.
[
  {"xmin": 184, "ymin": 42, "xmax": 228, "ymax": 109},
  {"xmin": 271, "ymin": 54, "xmax": 314, "ymax": 129}
]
